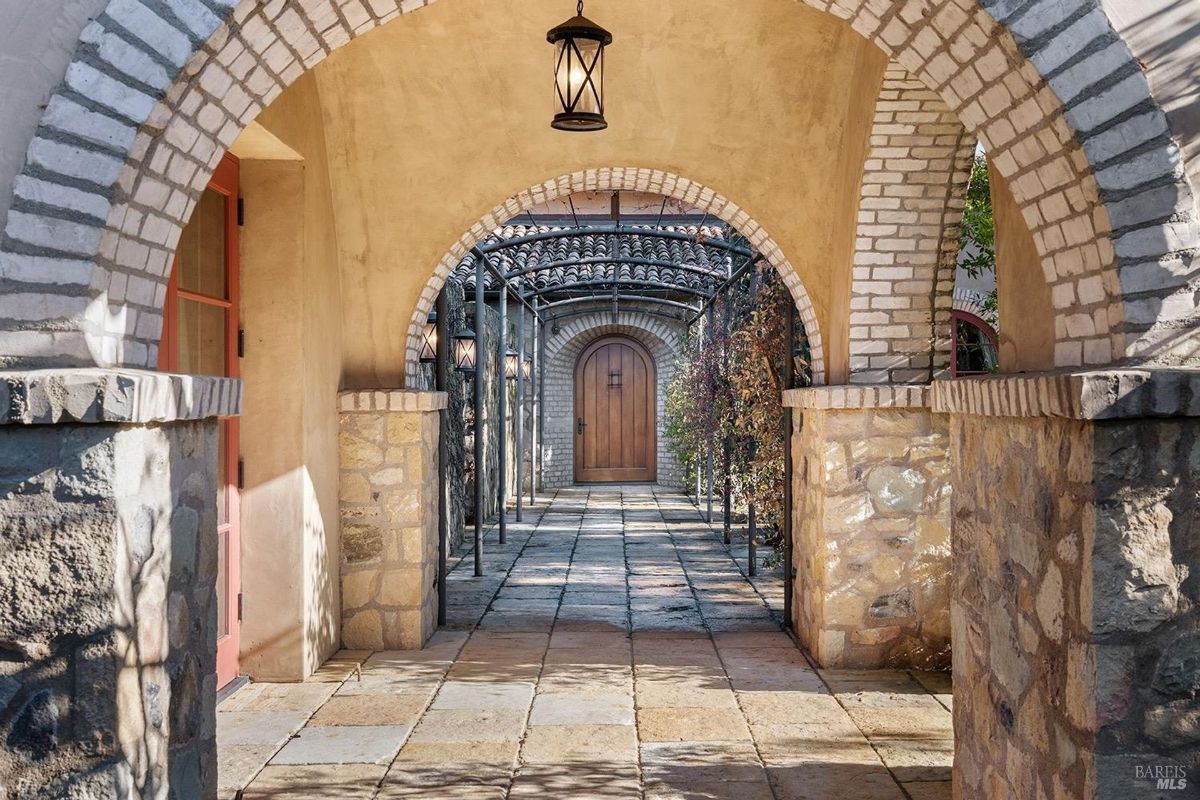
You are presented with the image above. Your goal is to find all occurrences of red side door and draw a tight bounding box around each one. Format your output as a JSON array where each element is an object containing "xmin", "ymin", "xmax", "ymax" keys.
[{"xmin": 158, "ymin": 154, "xmax": 242, "ymax": 689}]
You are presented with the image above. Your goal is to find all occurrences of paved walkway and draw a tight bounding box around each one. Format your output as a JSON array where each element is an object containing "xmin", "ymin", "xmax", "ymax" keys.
[{"xmin": 218, "ymin": 486, "xmax": 952, "ymax": 799}]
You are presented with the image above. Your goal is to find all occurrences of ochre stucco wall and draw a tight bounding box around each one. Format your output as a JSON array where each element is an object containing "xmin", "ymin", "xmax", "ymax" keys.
[
  {"xmin": 991, "ymin": 162, "xmax": 1055, "ymax": 373},
  {"xmin": 305, "ymin": 0, "xmax": 887, "ymax": 387},
  {"xmin": 223, "ymin": 2, "xmax": 886, "ymax": 675},
  {"xmin": 234, "ymin": 72, "xmax": 344, "ymax": 681}
]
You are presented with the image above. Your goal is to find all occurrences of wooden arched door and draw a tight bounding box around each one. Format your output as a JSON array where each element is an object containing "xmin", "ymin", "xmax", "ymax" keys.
[{"xmin": 574, "ymin": 336, "xmax": 657, "ymax": 483}]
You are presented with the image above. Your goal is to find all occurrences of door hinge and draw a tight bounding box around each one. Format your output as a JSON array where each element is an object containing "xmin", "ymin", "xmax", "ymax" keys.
[
  {"xmin": 237, "ymin": 458, "xmax": 245, "ymax": 490},
  {"xmin": 237, "ymin": 329, "xmax": 245, "ymax": 358},
  {"xmin": 237, "ymin": 197, "xmax": 245, "ymax": 227},
  {"xmin": 237, "ymin": 592, "xmax": 244, "ymax": 622}
]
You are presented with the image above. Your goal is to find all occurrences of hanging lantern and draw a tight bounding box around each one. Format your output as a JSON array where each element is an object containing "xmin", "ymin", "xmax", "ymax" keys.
[
  {"xmin": 419, "ymin": 310, "xmax": 438, "ymax": 363},
  {"xmin": 505, "ymin": 348, "xmax": 520, "ymax": 380},
  {"xmin": 522, "ymin": 358, "xmax": 534, "ymax": 381},
  {"xmin": 454, "ymin": 329, "xmax": 477, "ymax": 373},
  {"xmin": 547, "ymin": 1, "xmax": 612, "ymax": 132}
]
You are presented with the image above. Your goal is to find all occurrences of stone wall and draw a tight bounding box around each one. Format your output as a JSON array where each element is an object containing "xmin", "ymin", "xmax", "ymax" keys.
[
  {"xmin": 338, "ymin": 390, "xmax": 445, "ymax": 651},
  {"xmin": 787, "ymin": 385, "xmax": 951, "ymax": 669},
  {"xmin": 938, "ymin": 371, "xmax": 1200, "ymax": 800},
  {"xmin": 0, "ymin": 369, "xmax": 239, "ymax": 799}
]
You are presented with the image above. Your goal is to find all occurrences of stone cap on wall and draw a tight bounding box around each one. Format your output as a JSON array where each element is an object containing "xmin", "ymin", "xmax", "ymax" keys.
[
  {"xmin": 339, "ymin": 390, "xmax": 448, "ymax": 413},
  {"xmin": 932, "ymin": 368, "xmax": 1200, "ymax": 420},
  {"xmin": 0, "ymin": 369, "xmax": 242, "ymax": 425},
  {"xmin": 782, "ymin": 384, "xmax": 930, "ymax": 410}
]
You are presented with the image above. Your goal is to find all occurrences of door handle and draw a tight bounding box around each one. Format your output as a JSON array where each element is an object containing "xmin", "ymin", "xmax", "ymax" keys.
[{"xmin": 577, "ymin": 417, "xmax": 586, "ymax": 435}]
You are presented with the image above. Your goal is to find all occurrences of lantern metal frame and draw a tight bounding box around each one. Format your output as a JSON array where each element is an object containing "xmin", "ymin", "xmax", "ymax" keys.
[
  {"xmin": 454, "ymin": 328, "xmax": 477, "ymax": 373},
  {"xmin": 547, "ymin": 1, "xmax": 612, "ymax": 132},
  {"xmin": 504, "ymin": 348, "xmax": 520, "ymax": 381},
  {"xmin": 419, "ymin": 310, "xmax": 438, "ymax": 363}
]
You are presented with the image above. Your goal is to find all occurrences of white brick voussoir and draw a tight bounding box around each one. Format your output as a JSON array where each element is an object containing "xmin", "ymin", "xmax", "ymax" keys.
[
  {"xmin": 849, "ymin": 63, "xmax": 974, "ymax": 386},
  {"xmin": 405, "ymin": 167, "xmax": 825, "ymax": 389},
  {"xmin": 0, "ymin": 0, "xmax": 1194, "ymax": 374}
]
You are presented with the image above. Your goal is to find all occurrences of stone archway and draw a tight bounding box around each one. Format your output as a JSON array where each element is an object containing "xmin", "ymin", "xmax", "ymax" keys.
[
  {"xmin": 0, "ymin": 0, "xmax": 1194, "ymax": 373},
  {"xmin": 402, "ymin": 168, "xmax": 824, "ymax": 386}
]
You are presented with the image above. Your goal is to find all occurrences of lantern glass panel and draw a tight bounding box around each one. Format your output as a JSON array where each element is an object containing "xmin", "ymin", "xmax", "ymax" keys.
[
  {"xmin": 419, "ymin": 321, "xmax": 437, "ymax": 363},
  {"xmin": 555, "ymin": 38, "xmax": 602, "ymax": 116},
  {"xmin": 455, "ymin": 333, "xmax": 477, "ymax": 372},
  {"xmin": 522, "ymin": 359, "xmax": 533, "ymax": 381},
  {"xmin": 505, "ymin": 350, "xmax": 519, "ymax": 380}
]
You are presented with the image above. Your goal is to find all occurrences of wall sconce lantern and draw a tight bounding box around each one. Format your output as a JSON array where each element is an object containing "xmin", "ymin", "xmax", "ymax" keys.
[
  {"xmin": 547, "ymin": 1, "xmax": 612, "ymax": 132},
  {"xmin": 522, "ymin": 358, "xmax": 533, "ymax": 381},
  {"xmin": 505, "ymin": 348, "xmax": 520, "ymax": 381},
  {"xmin": 454, "ymin": 329, "xmax": 477, "ymax": 373},
  {"xmin": 419, "ymin": 310, "xmax": 438, "ymax": 363}
]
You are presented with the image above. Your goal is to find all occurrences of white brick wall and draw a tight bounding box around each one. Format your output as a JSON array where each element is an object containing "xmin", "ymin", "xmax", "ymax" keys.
[{"xmin": 848, "ymin": 64, "xmax": 975, "ymax": 385}]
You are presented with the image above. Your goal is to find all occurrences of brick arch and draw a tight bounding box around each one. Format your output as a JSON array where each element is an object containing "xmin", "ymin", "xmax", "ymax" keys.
[
  {"xmin": 0, "ymin": 0, "xmax": 1194, "ymax": 371},
  {"xmin": 539, "ymin": 311, "xmax": 686, "ymax": 489},
  {"xmin": 401, "ymin": 167, "xmax": 824, "ymax": 386},
  {"xmin": 848, "ymin": 63, "xmax": 976, "ymax": 385}
]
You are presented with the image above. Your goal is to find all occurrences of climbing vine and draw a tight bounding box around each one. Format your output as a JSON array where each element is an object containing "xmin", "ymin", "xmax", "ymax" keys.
[
  {"xmin": 960, "ymin": 152, "xmax": 998, "ymax": 318},
  {"xmin": 665, "ymin": 270, "xmax": 810, "ymax": 557}
]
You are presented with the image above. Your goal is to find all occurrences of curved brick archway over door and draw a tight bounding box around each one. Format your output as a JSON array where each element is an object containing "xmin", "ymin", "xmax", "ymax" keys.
[
  {"xmin": 0, "ymin": 0, "xmax": 1196, "ymax": 371},
  {"xmin": 402, "ymin": 167, "xmax": 824, "ymax": 387},
  {"xmin": 540, "ymin": 311, "xmax": 686, "ymax": 490}
]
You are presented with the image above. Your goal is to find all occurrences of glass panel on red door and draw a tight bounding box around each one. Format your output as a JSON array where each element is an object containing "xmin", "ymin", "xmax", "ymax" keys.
[
  {"xmin": 159, "ymin": 154, "xmax": 242, "ymax": 689},
  {"xmin": 177, "ymin": 189, "xmax": 229, "ymax": 299},
  {"xmin": 177, "ymin": 299, "xmax": 227, "ymax": 376}
]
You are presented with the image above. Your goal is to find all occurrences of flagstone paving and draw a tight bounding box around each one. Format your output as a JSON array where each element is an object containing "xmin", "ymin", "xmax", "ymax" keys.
[{"xmin": 219, "ymin": 486, "xmax": 953, "ymax": 799}]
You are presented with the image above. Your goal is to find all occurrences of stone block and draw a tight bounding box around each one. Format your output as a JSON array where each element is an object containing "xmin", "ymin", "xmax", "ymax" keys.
[
  {"xmin": 949, "ymin": 402, "xmax": 1200, "ymax": 799},
  {"xmin": 338, "ymin": 400, "xmax": 442, "ymax": 651},
  {"xmin": 791, "ymin": 398, "xmax": 951, "ymax": 671},
  {"xmin": 0, "ymin": 417, "xmax": 219, "ymax": 796}
]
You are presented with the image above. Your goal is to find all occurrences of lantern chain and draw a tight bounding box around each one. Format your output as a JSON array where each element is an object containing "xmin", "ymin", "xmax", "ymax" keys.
[{"xmin": 577, "ymin": 0, "xmax": 584, "ymax": 15}]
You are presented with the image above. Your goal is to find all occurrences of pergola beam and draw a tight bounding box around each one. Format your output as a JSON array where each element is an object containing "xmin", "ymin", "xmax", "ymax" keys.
[
  {"xmin": 503, "ymin": 255, "xmax": 726, "ymax": 284},
  {"xmin": 476, "ymin": 224, "xmax": 754, "ymax": 259},
  {"xmin": 540, "ymin": 295, "xmax": 699, "ymax": 313},
  {"xmin": 523, "ymin": 279, "xmax": 712, "ymax": 301}
]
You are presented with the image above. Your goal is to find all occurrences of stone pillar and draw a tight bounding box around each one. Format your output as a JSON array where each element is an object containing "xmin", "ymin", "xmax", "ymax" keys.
[
  {"xmin": 0, "ymin": 370, "xmax": 240, "ymax": 799},
  {"xmin": 934, "ymin": 370, "xmax": 1200, "ymax": 800},
  {"xmin": 785, "ymin": 384, "xmax": 951, "ymax": 669},
  {"xmin": 338, "ymin": 390, "xmax": 446, "ymax": 651}
]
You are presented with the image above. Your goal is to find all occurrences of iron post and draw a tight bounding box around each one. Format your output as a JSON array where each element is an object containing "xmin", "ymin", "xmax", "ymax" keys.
[
  {"xmin": 497, "ymin": 285, "xmax": 508, "ymax": 545},
  {"xmin": 783, "ymin": 300, "xmax": 795, "ymax": 627},
  {"xmin": 473, "ymin": 255, "xmax": 485, "ymax": 577},
  {"xmin": 435, "ymin": 290, "xmax": 449, "ymax": 625},
  {"xmin": 722, "ymin": 295, "xmax": 732, "ymax": 545},
  {"xmin": 530, "ymin": 298, "xmax": 540, "ymax": 506},
  {"xmin": 515, "ymin": 289, "xmax": 526, "ymax": 522},
  {"xmin": 748, "ymin": 503, "xmax": 757, "ymax": 577},
  {"xmin": 536, "ymin": 304, "xmax": 546, "ymax": 503},
  {"xmin": 705, "ymin": 304, "xmax": 715, "ymax": 523}
]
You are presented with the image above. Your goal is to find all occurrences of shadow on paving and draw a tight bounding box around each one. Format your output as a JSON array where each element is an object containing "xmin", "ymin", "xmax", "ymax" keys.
[{"xmin": 219, "ymin": 487, "xmax": 952, "ymax": 800}]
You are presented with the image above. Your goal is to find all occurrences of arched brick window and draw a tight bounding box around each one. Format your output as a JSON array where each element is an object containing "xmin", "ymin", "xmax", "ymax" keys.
[{"xmin": 951, "ymin": 309, "xmax": 997, "ymax": 378}]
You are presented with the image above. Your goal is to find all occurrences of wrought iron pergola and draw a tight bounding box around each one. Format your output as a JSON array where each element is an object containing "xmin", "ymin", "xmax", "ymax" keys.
[{"xmin": 430, "ymin": 207, "xmax": 797, "ymax": 627}]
